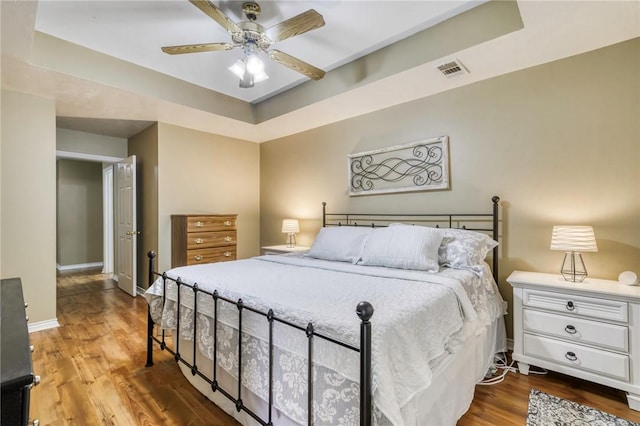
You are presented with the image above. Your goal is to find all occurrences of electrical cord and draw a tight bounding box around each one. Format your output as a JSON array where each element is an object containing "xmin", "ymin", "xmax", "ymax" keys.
[
  {"xmin": 478, "ymin": 353, "xmax": 549, "ymax": 385},
  {"xmin": 478, "ymin": 352, "xmax": 517, "ymax": 385}
]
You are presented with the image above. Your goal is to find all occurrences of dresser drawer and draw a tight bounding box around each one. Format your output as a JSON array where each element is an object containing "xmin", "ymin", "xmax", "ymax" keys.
[
  {"xmin": 186, "ymin": 231, "xmax": 236, "ymax": 250},
  {"xmin": 186, "ymin": 247, "xmax": 236, "ymax": 265},
  {"xmin": 523, "ymin": 333, "xmax": 629, "ymax": 381},
  {"xmin": 186, "ymin": 216, "xmax": 236, "ymax": 233},
  {"xmin": 523, "ymin": 309, "xmax": 628, "ymax": 352},
  {"xmin": 522, "ymin": 288, "xmax": 628, "ymax": 323}
]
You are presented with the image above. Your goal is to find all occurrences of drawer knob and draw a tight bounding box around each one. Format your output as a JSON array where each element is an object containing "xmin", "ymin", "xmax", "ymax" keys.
[
  {"xmin": 194, "ymin": 255, "xmax": 203, "ymax": 261},
  {"xmin": 224, "ymin": 251, "xmax": 232, "ymax": 257},
  {"xmin": 194, "ymin": 238, "xmax": 204, "ymax": 244},
  {"xmin": 30, "ymin": 345, "xmax": 34, "ymax": 353},
  {"xmin": 25, "ymin": 302, "xmax": 28, "ymax": 308},
  {"xmin": 224, "ymin": 236, "xmax": 232, "ymax": 242},
  {"xmin": 195, "ymin": 221, "xmax": 204, "ymax": 227},
  {"xmin": 565, "ymin": 351, "xmax": 578, "ymax": 362},
  {"xmin": 34, "ymin": 375, "xmax": 41, "ymax": 386},
  {"xmin": 565, "ymin": 301, "xmax": 575, "ymax": 311},
  {"xmin": 224, "ymin": 220, "xmax": 232, "ymax": 226},
  {"xmin": 564, "ymin": 325, "xmax": 577, "ymax": 334}
]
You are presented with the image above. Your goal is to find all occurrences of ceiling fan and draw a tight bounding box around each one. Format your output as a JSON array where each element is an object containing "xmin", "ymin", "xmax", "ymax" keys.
[{"xmin": 162, "ymin": 0, "xmax": 326, "ymax": 88}]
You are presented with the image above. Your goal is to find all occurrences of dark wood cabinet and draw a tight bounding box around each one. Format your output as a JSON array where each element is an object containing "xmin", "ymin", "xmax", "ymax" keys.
[{"xmin": 1, "ymin": 278, "xmax": 37, "ymax": 426}]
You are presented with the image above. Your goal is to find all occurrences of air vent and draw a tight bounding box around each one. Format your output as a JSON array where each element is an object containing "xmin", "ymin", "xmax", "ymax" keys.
[{"xmin": 436, "ymin": 59, "xmax": 469, "ymax": 78}]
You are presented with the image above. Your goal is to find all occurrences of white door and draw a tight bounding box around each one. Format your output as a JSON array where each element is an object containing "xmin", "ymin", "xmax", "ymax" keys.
[{"xmin": 116, "ymin": 155, "xmax": 137, "ymax": 297}]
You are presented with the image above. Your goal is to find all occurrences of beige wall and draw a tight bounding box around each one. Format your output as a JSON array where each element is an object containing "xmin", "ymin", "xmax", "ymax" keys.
[
  {"xmin": 1, "ymin": 90, "xmax": 57, "ymax": 324},
  {"xmin": 57, "ymin": 128, "xmax": 127, "ymax": 159},
  {"xmin": 56, "ymin": 159, "xmax": 103, "ymax": 267},
  {"xmin": 155, "ymin": 123, "xmax": 261, "ymax": 275},
  {"xmin": 260, "ymin": 39, "xmax": 640, "ymax": 337},
  {"xmin": 128, "ymin": 124, "xmax": 159, "ymax": 287}
]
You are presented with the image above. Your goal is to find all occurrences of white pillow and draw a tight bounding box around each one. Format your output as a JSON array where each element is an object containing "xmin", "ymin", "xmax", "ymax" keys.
[
  {"xmin": 306, "ymin": 226, "xmax": 373, "ymax": 264},
  {"xmin": 359, "ymin": 225, "xmax": 443, "ymax": 271},
  {"xmin": 438, "ymin": 228, "xmax": 498, "ymax": 272}
]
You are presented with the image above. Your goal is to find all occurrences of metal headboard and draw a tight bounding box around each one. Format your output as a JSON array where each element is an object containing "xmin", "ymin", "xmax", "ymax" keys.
[{"xmin": 322, "ymin": 195, "xmax": 501, "ymax": 281}]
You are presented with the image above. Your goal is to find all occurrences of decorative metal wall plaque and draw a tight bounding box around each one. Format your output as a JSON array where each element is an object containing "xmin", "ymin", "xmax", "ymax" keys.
[{"xmin": 348, "ymin": 136, "xmax": 449, "ymax": 196}]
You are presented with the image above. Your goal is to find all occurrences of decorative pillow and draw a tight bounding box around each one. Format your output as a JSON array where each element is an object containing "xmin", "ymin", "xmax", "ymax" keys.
[
  {"xmin": 359, "ymin": 225, "xmax": 443, "ymax": 271},
  {"xmin": 306, "ymin": 226, "xmax": 373, "ymax": 264},
  {"xmin": 438, "ymin": 228, "xmax": 498, "ymax": 271}
]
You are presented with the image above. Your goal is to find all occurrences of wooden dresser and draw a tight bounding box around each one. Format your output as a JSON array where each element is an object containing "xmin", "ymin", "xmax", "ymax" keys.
[
  {"xmin": 171, "ymin": 214, "xmax": 238, "ymax": 267},
  {"xmin": 1, "ymin": 278, "xmax": 39, "ymax": 426}
]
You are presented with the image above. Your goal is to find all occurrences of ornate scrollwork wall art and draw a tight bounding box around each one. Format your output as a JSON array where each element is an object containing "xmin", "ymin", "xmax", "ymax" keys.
[{"xmin": 348, "ymin": 136, "xmax": 449, "ymax": 196}]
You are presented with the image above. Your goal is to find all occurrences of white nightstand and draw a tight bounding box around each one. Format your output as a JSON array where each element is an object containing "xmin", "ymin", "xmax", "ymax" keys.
[
  {"xmin": 507, "ymin": 270, "xmax": 640, "ymax": 411},
  {"xmin": 261, "ymin": 245, "xmax": 310, "ymax": 255}
]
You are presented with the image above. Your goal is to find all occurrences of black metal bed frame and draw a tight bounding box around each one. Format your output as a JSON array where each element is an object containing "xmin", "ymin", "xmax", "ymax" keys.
[{"xmin": 144, "ymin": 195, "xmax": 500, "ymax": 426}]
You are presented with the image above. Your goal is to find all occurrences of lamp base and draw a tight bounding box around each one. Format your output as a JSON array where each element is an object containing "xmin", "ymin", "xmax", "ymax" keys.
[
  {"xmin": 560, "ymin": 251, "xmax": 587, "ymax": 282},
  {"xmin": 286, "ymin": 233, "xmax": 296, "ymax": 248}
]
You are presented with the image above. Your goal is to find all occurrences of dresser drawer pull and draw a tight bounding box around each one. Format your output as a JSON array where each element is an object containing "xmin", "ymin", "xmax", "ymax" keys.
[
  {"xmin": 224, "ymin": 251, "xmax": 232, "ymax": 257},
  {"xmin": 195, "ymin": 221, "xmax": 204, "ymax": 227},
  {"xmin": 29, "ymin": 375, "xmax": 41, "ymax": 388},
  {"xmin": 566, "ymin": 301, "xmax": 575, "ymax": 311},
  {"xmin": 224, "ymin": 220, "xmax": 232, "ymax": 226},
  {"xmin": 194, "ymin": 255, "xmax": 203, "ymax": 261},
  {"xmin": 564, "ymin": 325, "xmax": 577, "ymax": 334},
  {"xmin": 565, "ymin": 351, "xmax": 578, "ymax": 361},
  {"xmin": 30, "ymin": 345, "xmax": 34, "ymax": 353},
  {"xmin": 194, "ymin": 238, "xmax": 204, "ymax": 244},
  {"xmin": 224, "ymin": 236, "xmax": 232, "ymax": 242}
]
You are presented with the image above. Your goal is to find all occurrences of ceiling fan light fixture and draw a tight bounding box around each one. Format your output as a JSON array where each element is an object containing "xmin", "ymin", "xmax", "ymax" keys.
[
  {"xmin": 245, "ymin": 54, "xmax": 264, "ymax": 75},
  {"xmin": 229, "ymin": 58, "xmax": 268, "ymax": 88},
  {"xmin": 163, "ymin": 1, "xmax": 325, "ymax": 88}
]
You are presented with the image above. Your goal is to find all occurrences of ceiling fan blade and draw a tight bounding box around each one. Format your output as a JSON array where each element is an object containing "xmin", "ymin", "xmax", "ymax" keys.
[
  {"xmin": 264, "ymin": 9, "xmax": 325, "ymax": 43},
  {"xmin": 161, "ymin": 42, "xmax": 234, "ymax": 55},
  {"xmin": 269, "ymin": 49, "xmax": 325, "ymax": 80},
  {"xmin": 189, "ymin": 0, "xmax": 241, "ymax": 34}
]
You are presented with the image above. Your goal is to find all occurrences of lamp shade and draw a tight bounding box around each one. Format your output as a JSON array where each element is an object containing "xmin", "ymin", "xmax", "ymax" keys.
[
  {"xmin": 282, "ymin": 219, "xmax": 300, "ymax": 234},
  {"xmin": 550, "ymin": 226, "xmax": 598, "ymax": 252}
]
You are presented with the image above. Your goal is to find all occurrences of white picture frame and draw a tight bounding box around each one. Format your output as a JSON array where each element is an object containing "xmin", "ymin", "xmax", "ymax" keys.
[{"xmin": 348, "ymin": 136, "xmax": 449, "ymax": 196}]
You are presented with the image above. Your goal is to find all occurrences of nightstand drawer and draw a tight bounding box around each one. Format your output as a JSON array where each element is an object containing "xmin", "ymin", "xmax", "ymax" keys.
[
  {"xmin": 523, "ymin": 309, "xmax": 629, "ymax": 352},
  {"xmin": 523, "ymin": 333, "xmax": 629, "ymax": 382},
  {"xmin": 522, "ymin": 288, "xmax": 628, "ymax": 323}
]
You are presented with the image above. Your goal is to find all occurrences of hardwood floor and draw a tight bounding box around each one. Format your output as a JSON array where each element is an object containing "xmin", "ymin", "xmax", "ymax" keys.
[{"xmin": 28, "ymin": 269, "xmax": 640, "ymax": 425}]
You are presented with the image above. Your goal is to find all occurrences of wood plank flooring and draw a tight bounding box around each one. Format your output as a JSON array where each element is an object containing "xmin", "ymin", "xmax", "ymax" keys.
[{"xmin": 28, "ymin": 269, "xmax": 640, "ymax": 425}]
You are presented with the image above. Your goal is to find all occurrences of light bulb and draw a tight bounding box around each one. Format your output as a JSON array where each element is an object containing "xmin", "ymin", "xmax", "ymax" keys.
[{"xmin": 245, "ymin": 55, "xmax": 264, "ymax": 75}]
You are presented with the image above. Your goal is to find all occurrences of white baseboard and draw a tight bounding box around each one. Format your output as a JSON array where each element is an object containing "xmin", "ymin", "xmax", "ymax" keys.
[
  {"xmin": 57, "ymin": 262, "xmax": 104, "ymax": 271},
  {"xmin": 28, "ymin": 318, "xmax": 61, "ymax": 333},
  {"xmin": 507, "ymin": 337, "xmax": 514, "ymax": 351},
  {"xmin": 137, "ymin": 285, "xmax": 146, "ymax": 296}
]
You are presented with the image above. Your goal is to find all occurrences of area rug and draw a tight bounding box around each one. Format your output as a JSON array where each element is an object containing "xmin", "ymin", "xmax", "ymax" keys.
[{"xmin": 527, "ymin": 389, "xmax": 639, "ymax": 426}]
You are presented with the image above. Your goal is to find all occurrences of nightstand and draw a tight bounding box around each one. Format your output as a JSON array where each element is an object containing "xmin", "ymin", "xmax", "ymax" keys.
[
  {"xmin": 507, "ymin": 271, "xmax": 640, "ymax": 411},
  {"xmin": 261, "ymin": 245, "xmax": 310, "ymax": 255}
]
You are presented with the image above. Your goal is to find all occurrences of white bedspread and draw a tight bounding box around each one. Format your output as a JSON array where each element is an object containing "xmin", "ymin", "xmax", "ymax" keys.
[{"xmin": 145, "ymin": 254, "xmax": 504, "ymax": 425}]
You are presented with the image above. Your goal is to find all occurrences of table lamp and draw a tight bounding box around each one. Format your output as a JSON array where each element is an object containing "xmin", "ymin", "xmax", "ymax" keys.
[{"xmin": 550, "ymin": 225, "xmax": 598, "ymax": 282}]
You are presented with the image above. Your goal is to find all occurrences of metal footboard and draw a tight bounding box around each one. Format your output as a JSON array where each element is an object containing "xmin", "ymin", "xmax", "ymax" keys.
[{"xmin": 145, "ymin": 251, "xmax": 374, "ymax": 426}]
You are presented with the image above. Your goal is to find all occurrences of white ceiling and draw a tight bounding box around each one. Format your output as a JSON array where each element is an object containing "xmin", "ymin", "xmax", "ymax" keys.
[
  {"xmin": 34, "ymin": 1, "xmax": 486, "ymax": 104},
  {"xmin": 2, "ymin": 1, "xmax": 639, "ymax": 142}
]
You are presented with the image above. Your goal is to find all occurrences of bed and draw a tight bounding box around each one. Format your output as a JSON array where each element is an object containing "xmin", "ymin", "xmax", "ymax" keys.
[{"xmin": 143, "ymin": 196, "xmax": 507, "ymax": 426}]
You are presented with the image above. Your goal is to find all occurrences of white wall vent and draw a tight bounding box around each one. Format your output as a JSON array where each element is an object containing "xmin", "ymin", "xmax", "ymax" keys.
[{"xmin": 436, "ymin": 59, "xmax": 469, "ymax": 78}]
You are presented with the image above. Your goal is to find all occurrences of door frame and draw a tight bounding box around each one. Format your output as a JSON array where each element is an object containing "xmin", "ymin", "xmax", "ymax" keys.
[
  {"xmin": 102, "ymin": 164, "xmax": 114, "ymax": 274},
  {"xmin": 56, "ymin": 150, "xmax": 124, "ymax": 275}
]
